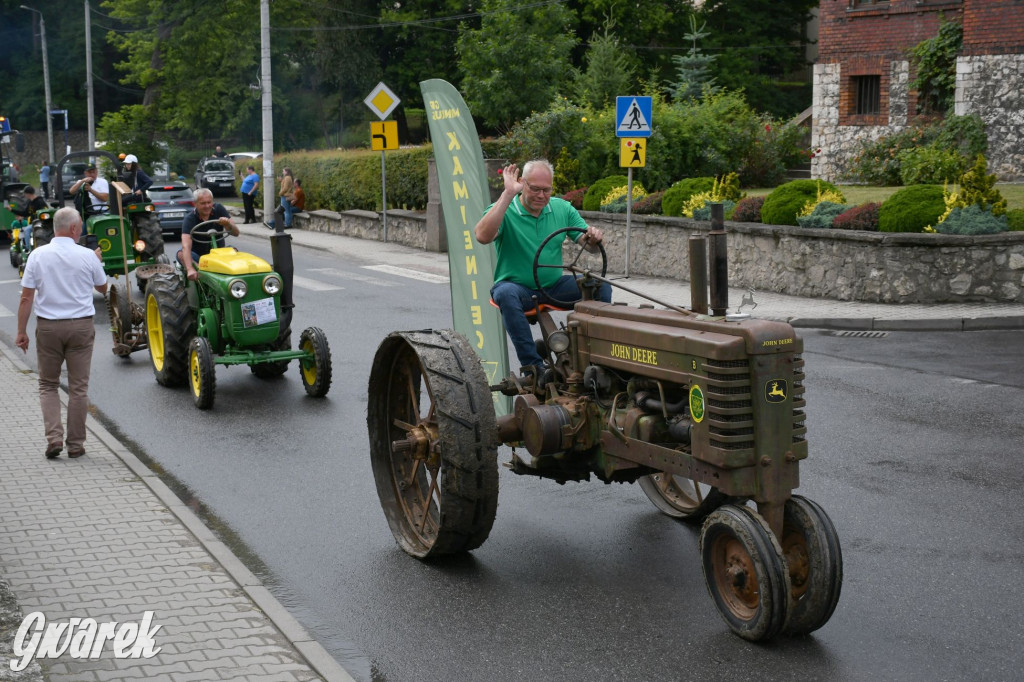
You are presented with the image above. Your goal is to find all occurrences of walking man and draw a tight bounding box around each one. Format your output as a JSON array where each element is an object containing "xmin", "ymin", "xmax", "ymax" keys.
[
  {"xmin": 241, "ymin": 165, "xmax": 259, "ymax": 224},
  {"xmin": 15, "ymin": 207, "xmax": 108, "ymax": 459}
]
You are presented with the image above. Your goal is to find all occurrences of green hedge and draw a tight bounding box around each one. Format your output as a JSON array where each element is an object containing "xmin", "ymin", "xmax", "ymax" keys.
[
  {"xmin": 878, "ymin": 184, "xmax": 946, "ymax": 233},
  {"xmin": 761, "ymin": 179, "xmax": 841, "ymax": 226}
]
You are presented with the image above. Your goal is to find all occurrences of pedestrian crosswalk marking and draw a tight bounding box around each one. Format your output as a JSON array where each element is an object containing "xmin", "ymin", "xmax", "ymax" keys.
[
  {"xmin": 0, "ymin": 303, "xmax": 11, "ymax": 318},
  {"xmin": 363, "ymin": 265, "xmax": 450, "ymax": 284},
  {"xmin": 291, "ymin": 275, "xmax": 343, "ymax": 292},
  {"xmin": 309, "ymin": 268, "xmax": 397, "ymax": 287}
]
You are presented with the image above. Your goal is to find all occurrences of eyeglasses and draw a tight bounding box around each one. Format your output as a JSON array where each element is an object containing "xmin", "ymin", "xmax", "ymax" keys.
[{"xmin": 523, "ymin": 180, "xmax": 552, "ymax": 195}]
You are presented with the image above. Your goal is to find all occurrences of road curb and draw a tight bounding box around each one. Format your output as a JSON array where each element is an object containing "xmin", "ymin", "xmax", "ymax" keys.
[{"xmin": 0, "ymin": 339, "xmax": 357, "ymax": 682}]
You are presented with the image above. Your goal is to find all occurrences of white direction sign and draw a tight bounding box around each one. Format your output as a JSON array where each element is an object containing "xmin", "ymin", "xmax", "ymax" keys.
[
  {"xmin": 616, "ymin": 96, "xmax": 652, "ymax": 137},
  {"xmin": 364, "ymin": 82, "xmax": 401, "ymax": 121}
]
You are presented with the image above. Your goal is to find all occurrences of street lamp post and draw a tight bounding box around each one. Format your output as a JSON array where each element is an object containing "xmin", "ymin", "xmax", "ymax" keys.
[{"xmin": 20, "ymin": 5, "xmax": 56, "ymax": 165}]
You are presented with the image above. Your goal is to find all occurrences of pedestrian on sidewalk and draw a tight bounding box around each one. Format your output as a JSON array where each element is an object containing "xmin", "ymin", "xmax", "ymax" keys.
[
  {"xmin": 241, "ymin": 165, "xmax": 259, "ymax": 224},
  {"xmin": 278, "ymin": 167, "xmax": 295, "ymax": 229},
  {"xmin": 15, "ymin": 206, "xmax": 108, "ymax": 460},
  {"xmin": 292, "ymin": 178, "xmax": 306, "ymax": 211},
  {"xmin": 39, "ymin": 160, "xmax": 51, "ymax": 199}
]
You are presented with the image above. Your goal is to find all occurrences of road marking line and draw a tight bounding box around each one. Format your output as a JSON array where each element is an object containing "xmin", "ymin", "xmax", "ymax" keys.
[
  {"xmin": 362, "ymin": 265, "xmax": 449, "ymax": 284},
  {"xmin": 0, "ymin": 279, "xmax": 24, "ymax": 286},
  {"xmin": 0, "ymin": 303, "xmax": 11, "ymax": 318},
  {"xmin": 308, "ymin": 267, "xmax": 397, "ymax": 287},
  {"xmin": 291, "ymin": 275, "xmax": 343, "ymax": 292}
]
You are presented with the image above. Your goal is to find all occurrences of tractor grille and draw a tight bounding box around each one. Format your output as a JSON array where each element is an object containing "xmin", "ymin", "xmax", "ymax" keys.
[{"xmin": 703, "ymin": 356, "xmax": 807, "ymax": 451}]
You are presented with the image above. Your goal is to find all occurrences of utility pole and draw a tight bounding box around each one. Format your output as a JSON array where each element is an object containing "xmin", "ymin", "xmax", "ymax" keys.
[
  {"xmin": 20, "ymin": 5, "xmax": 55, "ymax": 164},
  {"xmin": 260, "ymin": 0, "xmax": 275, "ymax": 226},
  {"xmin": 85, "ymin": 0, "xmax": 96, "ymax": 151}
]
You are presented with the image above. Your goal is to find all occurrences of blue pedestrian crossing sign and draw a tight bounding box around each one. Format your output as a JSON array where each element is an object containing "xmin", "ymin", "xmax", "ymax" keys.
[{"xmin": 616, "ymin": 96, "xmax": 652, "ymax": 138}]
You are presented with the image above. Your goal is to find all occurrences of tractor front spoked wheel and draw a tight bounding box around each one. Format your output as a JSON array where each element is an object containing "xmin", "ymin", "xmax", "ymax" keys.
[
  {"xmin": 298, "ymin": 327, "xmax": 332, "ymax": 397},
  {"xmin": 700, "ymin": 504, "xmax": 790, "ymax": 641},
  {"xmin": 367, "ymin": 330, "xmax": 499, "ymax": 558},
  {"xmin": 781, "ymin": 496, "xmax": 843, "ymax": 636},
  {"xmin": 107, "ymin": 279, "xmax": 133, "ymax": 357},
  {"xmin": 638, "ymin": 472, "xmax": 729, "ymax": 524},
  {"xmin": 188, "ymin": 337, "xmax": 216, "ymax": 409}
]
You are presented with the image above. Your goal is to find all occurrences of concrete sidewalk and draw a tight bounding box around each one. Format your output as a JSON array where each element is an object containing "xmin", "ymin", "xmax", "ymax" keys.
[
  {"xmin": 0, "ymin": 343, "xmax": 353, "ymax": 681},
  {"xmin": 236, "ymin": 216, "xmax": 1024, "ymax": 331}
]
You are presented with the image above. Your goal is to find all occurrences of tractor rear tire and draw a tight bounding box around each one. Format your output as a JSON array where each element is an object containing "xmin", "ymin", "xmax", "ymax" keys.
[
  {"xmin": 145, "ymin": 272, "xmax": 194, "ymax": 387},
  {"xmin": 367, "ymin": 329, "xmax": 499, "ymax": 558},
  {"xmin": 9, "ymin": 247, "xmax": 18, "ymax": 269},
  {"xmin": 136, "ymin": 213, "xmax": 164, "ymax": 257},
  {"xmin": 638, "ymin": 472, "xmax": 730, "ymax": 524},
  {"xmin": 298, "ymin": 327, "xmax": 332, "ymax": 397},
  {"xmin": 188, "ymin": 337, "xmax": 217, "ymax": 410},
  {"xmin": 137, "ymin": 252, "xmax": 171, "ymax": 293}
]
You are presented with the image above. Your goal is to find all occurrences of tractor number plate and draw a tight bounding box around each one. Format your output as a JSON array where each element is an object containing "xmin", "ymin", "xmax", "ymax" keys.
[{"xmin": 241, "ymin": 297, "xmax": 277, "ymax": 328}]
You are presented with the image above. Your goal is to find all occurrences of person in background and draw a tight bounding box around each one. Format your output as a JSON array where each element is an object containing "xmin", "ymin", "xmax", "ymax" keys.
[
  {"xmin": 119, "ymin": 154, "xmax": 152, "ymax": 204},
  {"xmin": 15, "ymin": 206, "xmax": 107, "ymax": 459},
  {"xmin": 278, "ymin": 167, "xmax": 295, "ymax": 229},
  {"xmin": 213, "ymin": 145, "xmax": 228, "ymax": 158},
  {"xmin": 240, "ymin": 165, "xmax": 260, "ymax": 224},
  {"xmin": 38, "ymin": 161, "xmax": 51, "ymax": 199},
  {"xmin": 12, "ymin": 185, "xmax": 49, "ymax": 222},
  {"xmin": 292, "ymin": 178, "xmax": 306, "ymax": 212}
]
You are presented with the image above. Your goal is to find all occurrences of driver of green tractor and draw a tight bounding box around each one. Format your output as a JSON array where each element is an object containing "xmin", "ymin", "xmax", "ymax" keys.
[
  {"xmin": 118, "ymin": 154, "xmax": 152, "ymax": 204},
  {"xmin": 474, "ymin": 159, "xmax": 611, "ymax": 370},
  {"xmin": 68, "ymin": 165, "xmax": 110, "ymax": 215},
  {"xmin": 178, "ymin": 187, "xmax": 239, "ymax": 282},
  {"xmin": 12, "ymin": 185, "xmax": 49, "ymax": 222}
]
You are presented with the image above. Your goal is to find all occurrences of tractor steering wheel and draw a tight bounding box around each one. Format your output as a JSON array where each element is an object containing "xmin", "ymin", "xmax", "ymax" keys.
[
  {"xmin": 532, "ymin": 226, "xmax": 608, "ymax": 307},
  {"xmin": 187, "ymin": 220, "xmax": 229, "ymax": 249}
]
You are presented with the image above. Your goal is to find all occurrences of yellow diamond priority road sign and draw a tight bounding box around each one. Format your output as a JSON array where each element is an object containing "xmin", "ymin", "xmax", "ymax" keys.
[{"xmin": 364, "ymin": 82, "xmax": 401, "ymax": 121}]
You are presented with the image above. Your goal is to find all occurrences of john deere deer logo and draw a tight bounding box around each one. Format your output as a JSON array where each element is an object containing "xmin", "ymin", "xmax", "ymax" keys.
[{"xmin": 765, "ymin": 379, "xmax": 788, "ymax": 403}]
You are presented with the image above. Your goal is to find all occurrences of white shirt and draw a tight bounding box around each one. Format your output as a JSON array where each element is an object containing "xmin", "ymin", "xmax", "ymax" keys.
[
  {"xmin": 87, "ymin": 176, "xmax": 110, "ymax": 211},
  {"xmin": 21, "ymin": 237, "xmax": 107, "ymax": 320}
]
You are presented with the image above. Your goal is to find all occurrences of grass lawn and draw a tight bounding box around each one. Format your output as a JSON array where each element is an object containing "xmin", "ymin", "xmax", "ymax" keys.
[{"xmin": 747, "ymin": 184, "xmax": 1024, "ymax": 210}]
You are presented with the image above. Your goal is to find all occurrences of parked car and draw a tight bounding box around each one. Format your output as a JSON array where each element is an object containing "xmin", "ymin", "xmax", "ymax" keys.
[
  {"xmin": 194, "ymin": 158, "xmax": 236, "ymax": 196},
  {"xmin": 60, "ymin": 162, "xmax": 89, "ymax": 192},
  {"xmin": 148, "ymin": 181, "xmax": 195, "ymax": 238},
  {"xmin": 227, "ymin": 151, "xmax": 262, "ymax": 163}
]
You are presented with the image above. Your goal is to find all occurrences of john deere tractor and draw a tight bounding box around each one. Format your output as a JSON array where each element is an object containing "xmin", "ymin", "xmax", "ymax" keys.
[
  {"xmin": 144, "ymin": 224, "xmax": 332, "ymax": 409},
  {"xmin": 367, "ymin": 208, "xmax": 842, "ymax": 642}
]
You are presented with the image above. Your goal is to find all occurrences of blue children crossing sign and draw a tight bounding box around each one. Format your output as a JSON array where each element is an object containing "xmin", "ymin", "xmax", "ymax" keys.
[{"xmin": 616, "ymin": 96, "xmax": 652, "ymax": 138}]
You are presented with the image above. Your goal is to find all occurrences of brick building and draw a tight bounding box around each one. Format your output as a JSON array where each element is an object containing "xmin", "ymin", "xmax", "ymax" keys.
[{"xmin": 812, "ymin": 0, "xmax": 1024, "ymax": 181}]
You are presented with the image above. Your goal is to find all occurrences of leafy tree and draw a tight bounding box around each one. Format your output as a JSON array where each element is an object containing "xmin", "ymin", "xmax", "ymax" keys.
[
  {"xmin": 457, "ymin": 0, "xmax": 578, "ymax": 131},
  {"xmin": 909, "ymin": 14, "xmax": 962, "ymax": 115},
  {"xmin": 670, "ymin": 16, "xmax": 718, "ymax": 102}
]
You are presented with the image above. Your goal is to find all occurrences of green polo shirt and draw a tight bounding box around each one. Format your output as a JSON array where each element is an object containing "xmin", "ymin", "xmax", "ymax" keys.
[{"xmin": 487, "ymin": 196, "xmax": 586, "ymax": 288}]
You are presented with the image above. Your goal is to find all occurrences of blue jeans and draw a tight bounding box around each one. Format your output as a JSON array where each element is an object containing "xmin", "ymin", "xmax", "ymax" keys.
[
  {"xmin": 280, "ymin": 197, "xmax": 294, "ymax": 227},
  {"xmin": 491, "ymin": 275, "xmax": 612, "ymax": 368}
]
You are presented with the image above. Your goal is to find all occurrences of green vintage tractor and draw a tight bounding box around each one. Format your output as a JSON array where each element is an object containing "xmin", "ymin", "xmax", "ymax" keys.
[
  {"xmin": 367, "ymin": 213, "xmax": 842, "ymax": 642},
  {"xmin": 8, "ymin": 206, "xmax": 55, "ymax": 276},
  {"xmin": 144, "ymin": 224, "xmax": 332, "ymax": 409},
  {"xmin": 53, "ymin": 151, "xmax": 170, "ymax": 357}
]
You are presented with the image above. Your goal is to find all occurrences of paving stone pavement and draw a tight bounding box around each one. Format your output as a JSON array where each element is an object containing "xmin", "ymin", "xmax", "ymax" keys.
[{"xmin": 0, "ymin": 344, "xmax": 354, "ymax": 682}]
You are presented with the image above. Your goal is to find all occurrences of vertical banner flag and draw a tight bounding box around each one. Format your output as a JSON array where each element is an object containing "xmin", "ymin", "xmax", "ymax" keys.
[{"xmin": 419, "ymin": 79, "xmax": 510, "ymax": 415}]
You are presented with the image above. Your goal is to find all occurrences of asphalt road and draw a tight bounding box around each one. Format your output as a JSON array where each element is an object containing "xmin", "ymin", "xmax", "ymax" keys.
[{"xmin": 1, "ymin": 233, "xmax": 1022, "ymax": 681}]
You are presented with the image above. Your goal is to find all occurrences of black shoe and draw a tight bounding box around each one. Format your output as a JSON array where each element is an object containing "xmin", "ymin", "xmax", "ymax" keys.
[
  {"xmin": 67, "ymin": 450, "xmax": 85, "ymax": 459},
  {"xmin": 45, "ymin": 445, "xmax": 62, "ymax": 459}
]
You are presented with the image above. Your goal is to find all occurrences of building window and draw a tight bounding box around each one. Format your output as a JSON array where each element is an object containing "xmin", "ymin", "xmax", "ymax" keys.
[
  {"xmin": 849, "ymin": 0, "xmax": 889, "ymax": 7},
  {"xmin": 854, "ymin": 76, "xmax": 881, "ymax": 115}
]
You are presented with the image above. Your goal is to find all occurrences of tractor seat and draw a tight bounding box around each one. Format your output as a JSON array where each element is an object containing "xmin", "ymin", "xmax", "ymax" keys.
[{"xmin": 489, "ymin": 298, "xmax": 567, "ymax": 324}]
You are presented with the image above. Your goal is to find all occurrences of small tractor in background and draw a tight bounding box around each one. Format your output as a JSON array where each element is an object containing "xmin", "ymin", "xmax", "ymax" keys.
[
  {"xmin": 144, "ymin": 225, "xmax": 332, "ymax": 409},
  {"xmin": 1, "ymin": 115, "xmax": 27, "ymax": 244},
  {"xmin": 53, "ymin": 150, "xmax": 170, "ymax": 357},
  {"xmin": 367, "ymin": 207, "xmax": 842, "ymax": 642}
]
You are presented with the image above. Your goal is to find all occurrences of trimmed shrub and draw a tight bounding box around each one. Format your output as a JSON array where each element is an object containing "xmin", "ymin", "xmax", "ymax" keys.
[
  {"xmin": 582, "ymin": 175, "xmax": 628, "ymax": 211},
  {"xmin": 661, "ymin": 176, "xmax": 715, "ymax": 217},
  {"xmin": 957, "ymin": 154, "xmax": 1007, "ymax": 216},
  {"xmin": 878, "ymin": 184, "xmax": 946, "ymax": 233},
  {"xmin": 1007, "ymin": 208, "xmax": 1024, "ymax": 231},
  {"xmin": 731, "ymin": 196, "xmax": 765, "ymax": 223},
  {"xmin": 796, "ymin": 201, "xmax": 850, "ymax": 229},
  {"xmin": 633, "ymin": 191, "xmax": 664, "ymax": 215},
  {"xmin": 562, "ymin": 187, "xmax": 587, "ymax": 210},
  {"xmin": 934, "ymin": 205, "xmax": 1008, "ymax": 235},
  {"xmin": 833, "ymin": 202, "xmax": 881, "ymax": 231},
  {"xmin": 760, "ymin": 179, "xmax": 842, "ymax": 226}
]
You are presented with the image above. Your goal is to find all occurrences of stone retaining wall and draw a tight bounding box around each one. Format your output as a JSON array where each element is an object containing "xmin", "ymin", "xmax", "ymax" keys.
[{"xmin": 289, "ymin": 209, "xmax": 1024, "ymax": 305}]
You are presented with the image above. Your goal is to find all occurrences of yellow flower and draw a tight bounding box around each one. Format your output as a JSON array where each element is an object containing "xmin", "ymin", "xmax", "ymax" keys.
[{"xmin": 581, "ymin": 117, "xmax": 588, "ymax": 123}]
